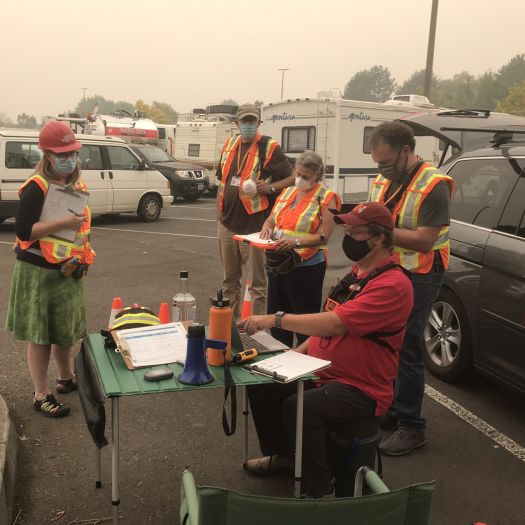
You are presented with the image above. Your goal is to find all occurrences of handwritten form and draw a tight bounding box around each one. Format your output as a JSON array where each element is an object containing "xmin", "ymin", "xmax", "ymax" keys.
[
  {"xmin": 115, "ymin": 322, "xmax": 188, "ymax": 367},
  {"xmin": 39, "ymin": 183, "xmax": 89, "ymax": 242}
]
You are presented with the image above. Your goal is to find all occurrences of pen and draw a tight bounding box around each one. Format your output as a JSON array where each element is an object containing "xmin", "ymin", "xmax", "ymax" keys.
[{"xmin": 68, "ymin": 208, "xmax": 83, "ymax": 217}]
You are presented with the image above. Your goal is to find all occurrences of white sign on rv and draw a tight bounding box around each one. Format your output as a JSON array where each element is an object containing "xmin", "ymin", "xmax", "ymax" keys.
[{"xmin": 261, "ymin": 94, "xmax": 442, "ymax": 203}]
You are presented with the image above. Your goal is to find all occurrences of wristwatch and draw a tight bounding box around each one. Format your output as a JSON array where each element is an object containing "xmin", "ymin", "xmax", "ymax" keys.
[
  {"xmin": 274, "ymin": 311, "xmax": 285, "ymax": 328},
  {"xmin": 295, "ymin": 238, "xmax": 302, "ymax": 248}
]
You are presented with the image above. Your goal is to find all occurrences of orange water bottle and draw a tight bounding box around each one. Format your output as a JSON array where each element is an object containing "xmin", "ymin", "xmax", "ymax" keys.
[{"xmin": 208, "ymin": 290, "xmax": 232, "ymax": 366}]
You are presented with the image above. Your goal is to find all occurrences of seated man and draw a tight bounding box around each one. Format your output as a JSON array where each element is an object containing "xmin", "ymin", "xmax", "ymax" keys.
[{"xmin": 239, "ymin": 202, "xmax": 414, "ymax": 498}]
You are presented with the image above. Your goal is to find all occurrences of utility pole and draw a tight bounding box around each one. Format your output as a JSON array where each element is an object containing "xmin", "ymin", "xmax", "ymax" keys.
[
  {"xmin": 278, "ymin": 68, "xmax": 290, "ymax": 100},
  {"xmin": 424, "ymin": 0, "xmax": 439, "ymax": 99},
  {"xmin": 81, "ymin": 87, "xmax": 88, "ymax": 101}
]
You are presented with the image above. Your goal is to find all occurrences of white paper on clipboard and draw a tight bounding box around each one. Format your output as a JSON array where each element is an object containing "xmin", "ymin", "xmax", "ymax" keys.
[{"xmin": 39, "ymin": 183, "xmax": 89, "ymax": 242}]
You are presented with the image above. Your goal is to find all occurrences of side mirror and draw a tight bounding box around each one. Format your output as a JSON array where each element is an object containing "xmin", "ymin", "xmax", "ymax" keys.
[{"xmin": 137, "ymin": 160, "xmax": 147, "ymax": 170}]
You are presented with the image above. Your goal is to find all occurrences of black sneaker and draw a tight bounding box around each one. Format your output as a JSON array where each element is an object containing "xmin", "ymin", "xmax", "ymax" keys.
[{"xmin": 379, "ymin": 427, "xmax": 426, "ymax": 456}]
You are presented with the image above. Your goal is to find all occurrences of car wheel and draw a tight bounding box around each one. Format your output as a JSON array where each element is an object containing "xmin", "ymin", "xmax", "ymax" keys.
[
  {"xmin": 423, "ymin": 289, "xmax": 473, "ymax": 382},
  {"xmin": 208, "ymin": 187, "xmax": 218, "ymax": 196},
  {"xmin": 137, "ymin": 194, "xmax": 162, "ymax": 222},
  {"xmin": 183, "ymin": 194, "xmax": 200, "ymax": 202}
]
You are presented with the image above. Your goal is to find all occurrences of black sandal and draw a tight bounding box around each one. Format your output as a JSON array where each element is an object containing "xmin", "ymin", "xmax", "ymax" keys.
[
  {"xmin": 33, "ymin": 393, "xmax": 70, "ymax": 418},
  {"xmin": 56, "ymin": 378, "xmax": 77, "ymax": 394}
]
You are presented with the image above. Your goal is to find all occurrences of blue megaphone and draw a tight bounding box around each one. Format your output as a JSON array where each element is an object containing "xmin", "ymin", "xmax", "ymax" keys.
[{"xmin": 177, "ymin": 324, "xmax": 227, "ymax": 385}]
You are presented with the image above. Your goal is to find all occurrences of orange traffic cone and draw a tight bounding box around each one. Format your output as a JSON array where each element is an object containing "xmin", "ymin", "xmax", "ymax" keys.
[
  {"xmin": 108, "ymin": 297, "xmax": 123, "ymax": 329},
  {"xmin": 158, "ymin": 302, "xmax": 170, "ymax": 324},
  {"xmin": 241, "ymin": 280, "xmax": 252, "ymax": 320}
]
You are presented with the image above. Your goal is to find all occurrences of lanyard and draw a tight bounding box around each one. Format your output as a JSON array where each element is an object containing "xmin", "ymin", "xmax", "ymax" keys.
[{"xmin": 236, "ymin": 138, "xmax": 256, "ymax": 177}]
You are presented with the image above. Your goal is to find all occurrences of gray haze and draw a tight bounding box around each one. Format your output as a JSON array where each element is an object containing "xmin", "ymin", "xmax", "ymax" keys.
[{"xmin": 1, "ymin": 0, "xmax": 524, "ymax": 120}]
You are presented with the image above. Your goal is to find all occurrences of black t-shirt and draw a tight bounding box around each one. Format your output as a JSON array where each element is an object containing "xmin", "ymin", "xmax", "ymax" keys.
[{"xmin": 217, "ymin": 141, "xmax": 292, "ymax": 234}]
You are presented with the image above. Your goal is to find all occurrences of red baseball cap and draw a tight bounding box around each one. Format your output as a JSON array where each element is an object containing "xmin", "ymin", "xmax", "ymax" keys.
[
  {"xmin": 333, "ymin": 202, "xmax": 395, "ymax": 231},
  {"xmin": 39, "ymin": 121, "xmax": 81, "ymax": 154}
]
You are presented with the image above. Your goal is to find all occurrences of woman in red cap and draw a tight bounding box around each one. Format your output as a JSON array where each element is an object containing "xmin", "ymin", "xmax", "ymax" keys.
[{"xmin": 6, "ymin": 121, "xmax": 95, "ymax": 418}]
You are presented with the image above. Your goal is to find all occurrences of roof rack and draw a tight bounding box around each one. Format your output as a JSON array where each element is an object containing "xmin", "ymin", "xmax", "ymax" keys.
[
  {"xmin": 437, "ymin": 109, "xmax": 491, "ymax": 117},
  {"xmin": 440, "ymin": 126, "xmax": 525, "ymax": 146}
]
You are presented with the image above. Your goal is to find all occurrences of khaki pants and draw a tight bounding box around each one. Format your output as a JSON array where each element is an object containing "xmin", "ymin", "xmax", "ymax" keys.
[{"xmin": 217, "ymin": 221, "xmax": 267, "ymax": 318}]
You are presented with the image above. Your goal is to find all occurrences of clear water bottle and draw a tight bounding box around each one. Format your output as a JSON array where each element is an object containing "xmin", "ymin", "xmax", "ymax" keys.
[{"xmin": 172, "ymin": 270, "xmax": 196, "ymax": 322}]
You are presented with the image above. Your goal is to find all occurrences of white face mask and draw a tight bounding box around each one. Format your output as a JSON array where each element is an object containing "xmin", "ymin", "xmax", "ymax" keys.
[{"xmin": 295, "ymin": 176, "xmax": 314, "ymax": 191}]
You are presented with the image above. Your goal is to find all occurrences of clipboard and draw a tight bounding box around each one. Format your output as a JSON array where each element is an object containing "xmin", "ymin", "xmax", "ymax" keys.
[
  {"xmin": 111, "ymin": 322, "xmax": 189, "ymax": 370},
  {"xmin": 233, "ymin": 232, "xmax": 277, "ymax": 250},
  {"xmin": 39, "ymin": 182, "xmax": 89, "ymax": 242},
  {"xmin": 242, "ymin": 351, "xmax": 331, "ymax": 383}
]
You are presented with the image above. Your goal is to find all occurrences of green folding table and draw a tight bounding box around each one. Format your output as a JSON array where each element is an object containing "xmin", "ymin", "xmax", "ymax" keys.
[{"xmin": 77, "ymin": 333, "xmax": 307, "ymax": 525}]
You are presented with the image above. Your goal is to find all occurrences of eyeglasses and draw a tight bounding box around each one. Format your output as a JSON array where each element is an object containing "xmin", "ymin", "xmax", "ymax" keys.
[{"xmin": 49, "ymin": 151, "xmax": 79, "ymax": 161}]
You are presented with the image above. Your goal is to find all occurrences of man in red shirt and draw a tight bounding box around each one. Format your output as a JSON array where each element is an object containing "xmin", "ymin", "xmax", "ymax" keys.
[{"xmin": 239, "ymin": 202, "xmax": 414, "ymax": 498}]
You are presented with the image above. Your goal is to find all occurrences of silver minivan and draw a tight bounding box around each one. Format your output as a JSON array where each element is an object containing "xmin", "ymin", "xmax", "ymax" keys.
[{"xmin": 0, "ymin": 130, "xmax": 173, "ymax": 223}]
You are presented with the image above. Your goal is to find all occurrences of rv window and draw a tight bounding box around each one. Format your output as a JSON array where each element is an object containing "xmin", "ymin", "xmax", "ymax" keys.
[
  {"xmin": 5, "ymin": 141, "xmax": 42, "ymax": 169},
  {"xmin": 394, "ymin": 95, "xmax": 411, "ymax": 102},
  {"xmin": 157, "ymin": 128, "xmax": 166, "ymax": 140},
  {"xmin": 78, "ymin": 145, "xmax": 103, "ymax": 170},
  {"xmin": 363, "ymin": 126, "xmax": 377, "ymax": 154},
  {"xmin": 282, "ymin": 127, "xmax": 315, "ymax": 153},
  {"xmin": 188, "ymin": 144, "xmax": 200, "ymax": 157}
]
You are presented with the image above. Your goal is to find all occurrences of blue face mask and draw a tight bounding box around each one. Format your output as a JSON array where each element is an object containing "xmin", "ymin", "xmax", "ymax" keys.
[
  {"xmin": 239, "ymin": 122, "xmax": 258, "ymax": 139},
  {"xmin": 54, "ymin": 158, "xmax": 77, "ymax": 176}
]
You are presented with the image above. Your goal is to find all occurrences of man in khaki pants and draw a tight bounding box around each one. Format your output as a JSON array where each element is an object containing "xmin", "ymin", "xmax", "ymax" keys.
[{"xmin": 216, "ymin": 103, "xmax": 293, "ymax": 317}]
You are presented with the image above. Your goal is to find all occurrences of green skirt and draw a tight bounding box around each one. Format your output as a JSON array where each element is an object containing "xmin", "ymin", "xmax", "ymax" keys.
[{"xmin": 6, "ymin": 260, "xmax": 87, "ymax": 345}]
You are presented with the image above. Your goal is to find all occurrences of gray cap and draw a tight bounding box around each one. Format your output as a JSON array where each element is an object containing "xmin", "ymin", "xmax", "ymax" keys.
[{"xmin": 236, "ymin": 103, "xmax": 260, "ymax": 121}]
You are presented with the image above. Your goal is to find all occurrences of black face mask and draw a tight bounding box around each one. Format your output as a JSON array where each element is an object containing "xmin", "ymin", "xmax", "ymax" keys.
[
  {"xmin": 378, "ymin": 149, "xmax": 408, "ymax": 181},
  {"xmin": 342, "ymin": 234, "xmax": 373, "ymax": 262}
]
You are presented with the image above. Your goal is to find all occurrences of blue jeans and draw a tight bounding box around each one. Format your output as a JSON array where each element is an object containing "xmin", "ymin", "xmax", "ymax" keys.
[{"xmin": 390, "ymin": 271, "xmax": 443, "ymax": 430}]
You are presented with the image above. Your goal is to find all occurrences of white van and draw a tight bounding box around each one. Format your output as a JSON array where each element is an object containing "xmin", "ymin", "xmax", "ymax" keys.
[{"xmin": 0, "ymin": 130, "xmax": 173, "ymax": 223}]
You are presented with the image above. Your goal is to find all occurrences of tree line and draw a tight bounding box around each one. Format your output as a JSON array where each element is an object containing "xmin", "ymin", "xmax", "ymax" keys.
[{"xmin": 343, "ymin": 54, "xmax": 525, "ymax": 115}]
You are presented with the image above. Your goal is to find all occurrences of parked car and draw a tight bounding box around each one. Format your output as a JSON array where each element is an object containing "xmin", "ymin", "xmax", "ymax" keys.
[
  {"xmin": 130, "ymin": 145, "xmax": 209, "ymax": 201},
  {"xmin": 0, "ymin": 131, "xmax": 173, "ymax": 223},
  {"xmin": 402, "ymin": 110, "xmax": 525, "ymax": 392}
]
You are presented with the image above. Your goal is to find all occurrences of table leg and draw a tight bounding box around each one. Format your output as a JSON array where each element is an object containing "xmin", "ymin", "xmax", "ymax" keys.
[
  {"xmin": 112, "ymin": 397, "xmax": 120, "ymax": 525},
  {"xmin": 294, "ymin": 380, "xmax": 304, "ymax": 498},
  {"xmin": 243, "ymin": 385, "xmax": 249, "ymax": 469},
  {"xmin": 96, "ymin": 446, "xmax": 102, "ymax": 488}
]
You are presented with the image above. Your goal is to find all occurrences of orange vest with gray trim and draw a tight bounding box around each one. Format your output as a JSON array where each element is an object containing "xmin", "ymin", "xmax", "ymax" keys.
[
  {"xmin": 270, "ymin": 183, "xmax": 341, "ymax": 261},
  {"xmin": 17, "ymin": 174, "xmax": 95, "ymax": 265},
  {"xmin": 218, "ymin": 133, "xmax": 279, "ymax": 215},
  {"xmin": 369, "ymin": 162, "xmax": 454, "ymax": 274}
]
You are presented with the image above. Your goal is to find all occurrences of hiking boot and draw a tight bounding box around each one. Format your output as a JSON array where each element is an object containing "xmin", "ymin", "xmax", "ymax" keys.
[
  {"xmin": 379, "ymin": 413, "xmax": 398, "ymax": 431},
  {"xmin": 379, "ymin": 427, "xmax": 426, "ymax": 456},
  {"xmin": 245, "ymin": 454, "xmax": 293, "ymax": 477}
]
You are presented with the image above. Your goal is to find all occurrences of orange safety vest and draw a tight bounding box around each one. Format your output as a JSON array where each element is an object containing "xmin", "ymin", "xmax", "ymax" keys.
[
  {"xmin": 270, "ymin": 183, "xmax": 341, "ymax": 261},
  {"xmin": 369, "ymin": 162, "xmax": 454, "ymax": 274},
  {"xmin": 218, "ymin": 133, "xmax": 279, "ymax": 215},
  {"xmin": 17, "ymin": 174, "xmax": 96, "ymax": 265}
]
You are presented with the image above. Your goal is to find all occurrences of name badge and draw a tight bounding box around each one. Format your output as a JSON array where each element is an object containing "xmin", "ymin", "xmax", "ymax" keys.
[{"xmin": 230, "ymin": 176, "xmax": 241, "ymax": 187}]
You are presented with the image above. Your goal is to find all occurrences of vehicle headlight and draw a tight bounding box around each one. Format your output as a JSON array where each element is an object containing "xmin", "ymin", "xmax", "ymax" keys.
[{"xmin": 175, "ymin": 170, "xmax": 192, "ymax": 179}]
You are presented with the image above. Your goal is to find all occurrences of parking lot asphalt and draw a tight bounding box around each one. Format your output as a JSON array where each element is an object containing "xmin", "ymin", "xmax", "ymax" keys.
[{"xmin": 0, "ymin": 195, "xmax": 524, "ymax": 525}]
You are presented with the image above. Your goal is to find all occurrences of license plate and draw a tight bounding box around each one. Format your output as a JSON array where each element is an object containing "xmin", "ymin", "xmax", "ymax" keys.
[{"xmin": 197, "ymin": 184, "xmax": 204, "ymax": 191}]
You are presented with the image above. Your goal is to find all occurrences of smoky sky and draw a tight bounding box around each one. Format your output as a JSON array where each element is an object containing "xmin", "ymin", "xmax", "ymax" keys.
[{"xmin": 1, "ymin": 0, "xmax": 523, "ymax": 120}]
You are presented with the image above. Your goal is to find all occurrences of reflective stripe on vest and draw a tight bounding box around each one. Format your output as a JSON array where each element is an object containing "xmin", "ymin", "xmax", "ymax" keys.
[
  {"xmin": 271, "ymin": 183, "xmax": 341, "ymax": 260},
  {"xmin": 370, "ymin": 163, "xmax": 454, "ymax": 273},
  {"xmin": 17, "ymin": 174, "xmax": 95, "ymax": 265},
  {"xmin": 218, "ymin": 134, "xmax": 278, "ymax": 215}
]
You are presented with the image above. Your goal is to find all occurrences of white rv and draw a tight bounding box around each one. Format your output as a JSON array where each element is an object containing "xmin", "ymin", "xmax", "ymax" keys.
[
  {"xmin": 173, "ymin": 105, "xmax": 239, "ymax": 193},
  {"xmin": 261, "ymin": 97, "xmax": 442, "ymax": 203}
]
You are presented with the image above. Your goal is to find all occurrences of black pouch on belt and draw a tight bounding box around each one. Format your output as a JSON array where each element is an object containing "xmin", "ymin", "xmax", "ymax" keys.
[{"xmin": 265, "ymin": 250, "xmax": 300, "ymax": 276}]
